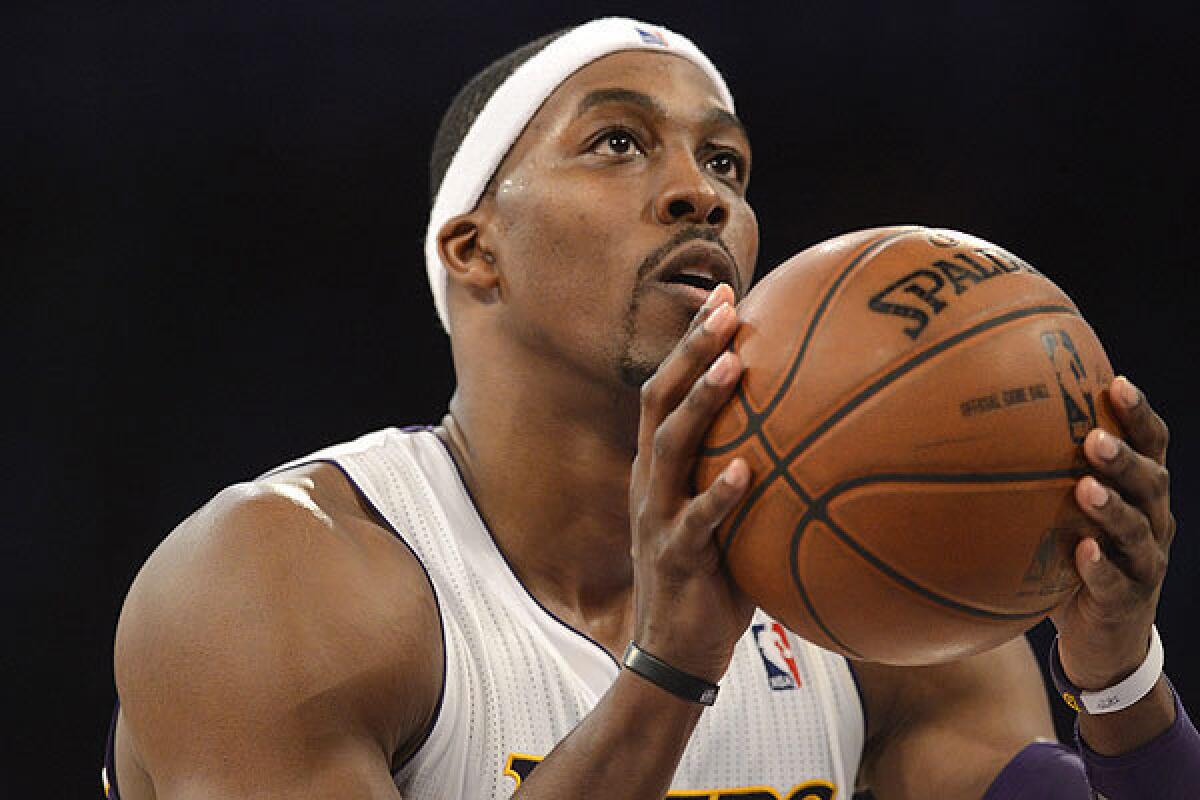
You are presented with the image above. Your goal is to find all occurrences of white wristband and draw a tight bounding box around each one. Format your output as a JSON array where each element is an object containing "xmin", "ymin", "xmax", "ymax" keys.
[{"xmin": 1078, "ymin": 625, "xmax": 1165, "ymax": 715}]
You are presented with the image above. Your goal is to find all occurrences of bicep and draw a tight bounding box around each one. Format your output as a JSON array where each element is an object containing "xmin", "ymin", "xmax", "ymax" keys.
[
  {"xmin": 113, "ymin": 484, "xmax": 438, "ymax": 799},
  {"xmin": 860, "ymin": 636, "xmax": 1056, "ymax": 800},
  {"xmin": 153, "ymin": 746, "xmax": 404, "ymax": 800}
]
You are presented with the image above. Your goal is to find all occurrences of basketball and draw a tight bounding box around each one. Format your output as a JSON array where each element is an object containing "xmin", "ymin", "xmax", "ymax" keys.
[{"xmin": 697, "ymin": 226, "xmax": 1120, "ymax": 666}]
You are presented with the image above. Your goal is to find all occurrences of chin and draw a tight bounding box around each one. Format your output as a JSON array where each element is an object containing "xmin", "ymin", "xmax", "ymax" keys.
[
  {"xmin": 617, "ymin": 330, "xmax": 678, "ymax": 388},
  {"xmin": 618, "ymin": 356, "xmax": 657, "ymax": 388},
  {"xmin": 615, "ymin": 289, "xmax": 694, "ymax": 387}
]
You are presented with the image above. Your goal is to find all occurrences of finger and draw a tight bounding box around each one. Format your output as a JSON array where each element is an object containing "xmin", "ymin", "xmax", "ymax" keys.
[
  {"xmin": 1074, "ymin": 476, "xmax": 1167, "ymax": 585},
  {"xmin": 678, "ymin": 458, "xmax": 751, "ymax": 549},
  {"xmin": 637, "ymin": 285, "xmax": 738, "ymax": 452},
  {"xmin": 650, "ymin": 348, "xmax": 745, "ymax": 492},
  {"xmin": 1083, "ymin": 428, "xmax": 1172, "ymax": 539},
  {"xmin": 1073, "ymin": 536, "xmax": 1151, "ymax": 610},
  {"xmin": 1109, "ymin": 376, "xmax": 1169, "ymax": 465}
]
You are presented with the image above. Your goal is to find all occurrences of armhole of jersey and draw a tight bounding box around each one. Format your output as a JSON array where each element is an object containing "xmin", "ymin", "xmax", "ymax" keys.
[
  {"xmin": 844, "ymin": 659, "xmax": 870, "ymax": 744},
  {"xmin": 103, "ymin": 700, "xmax": 121, "ymax": 799},
  {"xmin": 307, "ymin": 456, "xmax": 449, "ymax": 776}
]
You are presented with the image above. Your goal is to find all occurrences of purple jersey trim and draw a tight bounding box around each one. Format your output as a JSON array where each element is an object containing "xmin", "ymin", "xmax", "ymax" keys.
[
  {"xmin": 313, "ymin": 455, "xmax": 448, "ymax": 777},
  {"xmin": 103, "ymin": 701, "xmax": 121, "ymax": 799},
  {"xmin": 843, "ymin": 660, "xmax": 870, "ymax": 748},
  {"xmin": 426, "ymin": 431, "xmax": 621, "ymax": 670}
]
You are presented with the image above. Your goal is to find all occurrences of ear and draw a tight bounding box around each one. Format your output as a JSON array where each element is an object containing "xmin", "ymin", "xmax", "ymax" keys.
[{"xmin": 437, "ymin": 214, "xmax": 500, "ymax": 291}]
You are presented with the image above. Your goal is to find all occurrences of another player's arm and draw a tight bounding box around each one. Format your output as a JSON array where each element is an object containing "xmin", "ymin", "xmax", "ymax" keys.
[
  {"xmin": 853, "ymin": 636, "xmax": 1057, "ymax": 799},
  {"xmin": 513, "ymin": 284, "xmax": 753, "ymax": 798},
  {"xmin": 113, "ymin": 470, "xmax": 441, "ymax": 799}
]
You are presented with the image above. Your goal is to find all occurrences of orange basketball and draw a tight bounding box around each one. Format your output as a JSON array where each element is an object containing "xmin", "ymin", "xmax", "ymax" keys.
[{"xmin": 697, "ymin": 226, "xmax": 1120, "ymax": 666}]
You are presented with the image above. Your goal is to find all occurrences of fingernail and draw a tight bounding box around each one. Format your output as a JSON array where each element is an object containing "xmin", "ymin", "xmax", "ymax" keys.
[
  {"xmin": 1118, "ymin": 377, "xmax": 1141, "ymax": 408},
  {"xmin": 723, "ymin": 458, "xmax": 748, "ymax": 487},
  {"xmin": 1095, "ymin": 430, "xmax": 1119, "ymax": 461},
  {"xmin": 1088, "ymin": 538, "xmax": 1103, "ymax": 563},
  {"xmin": 704, "ymin": 302, "xmax": 733, "ymax": 333},
  {"xmin": 701, "ymin": 283, "xmax": 728, "ymax": 312},
  {"xmin": 1085, "ymin": 477, "xmax": 1109, "ymax": 508},
  {"xmin": 707, "ymin": 351, "xmax": 736, "ymax": 384}
]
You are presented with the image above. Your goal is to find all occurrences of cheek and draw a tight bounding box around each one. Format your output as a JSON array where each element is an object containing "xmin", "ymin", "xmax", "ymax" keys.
[
  {"xmin": 495, "ymin": 174, "xmax": 638, "ymax": 303},
  {"xmin": 728, "ymin": 201, "xmax": 760, "ymax": 283}
]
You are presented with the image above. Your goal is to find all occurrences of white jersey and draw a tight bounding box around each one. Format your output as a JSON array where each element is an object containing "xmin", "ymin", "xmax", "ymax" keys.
[{"xmin": 275, "ymin": 427, "xmax": 865, "ymax": 799}]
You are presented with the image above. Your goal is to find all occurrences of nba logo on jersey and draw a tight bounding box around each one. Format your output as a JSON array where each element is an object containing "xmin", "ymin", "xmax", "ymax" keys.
[{"xmin": 752, "ymin": 621, "xmax": 803, "ymax": 691}]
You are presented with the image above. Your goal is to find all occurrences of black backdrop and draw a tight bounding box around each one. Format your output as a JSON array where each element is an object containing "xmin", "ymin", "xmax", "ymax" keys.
[{"xmin": 6, "ymin": 2, "xmax": 1197, "ymax": 796}]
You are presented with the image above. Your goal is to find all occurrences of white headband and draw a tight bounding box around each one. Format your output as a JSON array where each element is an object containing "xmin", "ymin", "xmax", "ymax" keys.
[{"xmin": 423, "ymin": 17, "xmax": 735, "ymax": 332}]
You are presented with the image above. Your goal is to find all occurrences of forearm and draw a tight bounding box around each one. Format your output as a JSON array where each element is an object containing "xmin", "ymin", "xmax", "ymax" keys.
[
  {"xmin": 1077, "ymin": 674, "xmax": 1175, "ymax": 755},
  {"xmin": 511, "ymin": 669, "xmax": 703, "ymax": 798}
]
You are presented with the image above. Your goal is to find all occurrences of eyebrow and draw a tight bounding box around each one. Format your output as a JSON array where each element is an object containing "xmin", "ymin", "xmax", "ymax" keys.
[
  {"xmin": 575, "ymin": 87, "xmax": 749, "ymax": 143},
  {"xmin": 704, "ymin": 107, "xmax": 750, "ymax": 144},
  {"xmin": 576, "ymin": 88, "xmax": 666, "ymax": 119}
]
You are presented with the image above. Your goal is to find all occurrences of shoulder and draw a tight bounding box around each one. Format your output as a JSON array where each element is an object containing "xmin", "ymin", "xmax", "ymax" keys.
[
  {"xmin": 852, "ymin": 637, "xmax": 1054, "ymax": 796},
  {"xmin": 118, "ymin": 461, "xmax": 439, "ymax": 643},
  {"xmin": 114, "ymin": 462, "xmax": 442, "ymax": 783},
  {"xmin": 852, "ymin": 636, "xmax": 1051, "ymax": 731}
]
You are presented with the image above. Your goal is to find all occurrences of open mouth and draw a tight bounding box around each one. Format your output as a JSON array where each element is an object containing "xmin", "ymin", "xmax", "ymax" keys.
[
  {"xmin": 655, "ymin": 242, "xmax": 737, "ymax": 298},
  {"xmin": 664, "ymin": 271, "xmax": 720, "ymax": 292}
]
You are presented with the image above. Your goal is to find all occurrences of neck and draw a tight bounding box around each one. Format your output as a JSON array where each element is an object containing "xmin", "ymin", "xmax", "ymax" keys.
[{"xmin": 439, "ymin": 343, "xmax": 644, "ymax": 645}]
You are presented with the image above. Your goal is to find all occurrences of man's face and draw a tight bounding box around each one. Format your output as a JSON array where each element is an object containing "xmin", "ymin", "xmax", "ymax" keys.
[{"xmin": 476, "ymin": 49, "xmax": 758, "ymax": 387}]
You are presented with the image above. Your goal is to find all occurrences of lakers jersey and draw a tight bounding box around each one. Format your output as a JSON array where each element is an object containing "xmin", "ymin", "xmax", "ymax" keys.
[{"xmin": 273, "ymin": 427, "xmax": 866, "ymax": 799}]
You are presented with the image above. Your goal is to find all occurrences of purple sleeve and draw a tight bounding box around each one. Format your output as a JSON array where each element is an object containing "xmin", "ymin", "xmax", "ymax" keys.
[
  {"xmin": 1079, "ymin": 684, "xmax": 1200, "ymax": 798},
  {"xmin": 983, "ymin": 682, "xmax": 1200, "ymax": 799},
  {"xmin": 982, "ymin": 741, "xmax": 1091, "ymax": 799}
]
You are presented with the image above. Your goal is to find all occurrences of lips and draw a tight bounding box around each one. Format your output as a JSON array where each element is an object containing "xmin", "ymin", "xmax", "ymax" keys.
[{"xmin": 654, "ymin": 242, "xmax": 738, "ymax": 298}]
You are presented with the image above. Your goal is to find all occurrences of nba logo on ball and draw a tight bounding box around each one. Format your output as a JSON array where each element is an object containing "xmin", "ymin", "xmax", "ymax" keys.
[{"xmin": 752, "ymin": 622, "xmax": 803, "ymax": 691}]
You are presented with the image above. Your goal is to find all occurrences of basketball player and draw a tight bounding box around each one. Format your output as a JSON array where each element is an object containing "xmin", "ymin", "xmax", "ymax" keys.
[{"xmin": 105, "ymin": 18, "xmax": 1197, "ymax": 799}]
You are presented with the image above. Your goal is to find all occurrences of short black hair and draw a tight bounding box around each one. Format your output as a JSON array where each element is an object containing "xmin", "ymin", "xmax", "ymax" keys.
[{"xmin": 429, "ymin": 29, "xmax": 570, "ymax": 205}]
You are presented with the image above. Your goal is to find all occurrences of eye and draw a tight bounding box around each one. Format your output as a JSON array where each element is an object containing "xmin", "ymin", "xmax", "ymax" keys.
[
  {"xmin": 706, "ymin": 150, "xmax": 746, "ymax": 182},
  {"xmin": 590, "ymin": 128, "xmax": 645, "ymax": 157}
]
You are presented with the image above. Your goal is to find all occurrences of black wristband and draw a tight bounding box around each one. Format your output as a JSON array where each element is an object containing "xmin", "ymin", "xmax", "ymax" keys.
[{"xmin": 622, "ymin": 641, "xmax": 719, "ymax": 706}]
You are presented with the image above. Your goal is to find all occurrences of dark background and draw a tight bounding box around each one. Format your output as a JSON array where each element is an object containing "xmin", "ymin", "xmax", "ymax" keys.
[{"xmin": 5, "ymin": 2, "xmax": 1196, "ymax": 796}]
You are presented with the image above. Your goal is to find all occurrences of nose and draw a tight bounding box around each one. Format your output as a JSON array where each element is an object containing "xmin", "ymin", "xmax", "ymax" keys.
[{"xmin": 653, "ymin": 151, "xmax": 728, "ymax": 229}]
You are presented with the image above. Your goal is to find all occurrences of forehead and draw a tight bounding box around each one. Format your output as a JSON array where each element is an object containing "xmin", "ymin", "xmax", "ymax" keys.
[
  {"xmin": 515, "ymin": 49, "xmax": 735, "ymax": 144},
  {"xmin": 554, "ymin": 49, "xmax": 729, "ymax": 111}
]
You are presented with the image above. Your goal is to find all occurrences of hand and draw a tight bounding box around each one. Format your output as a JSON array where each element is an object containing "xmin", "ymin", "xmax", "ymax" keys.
[
  {"xmin": 629, "ymin": 283, "xmax": 755, "ymax": 683},
  {"xmin": 1050, "ymin": 376, "xmax": 1175, "ymax": 689}
]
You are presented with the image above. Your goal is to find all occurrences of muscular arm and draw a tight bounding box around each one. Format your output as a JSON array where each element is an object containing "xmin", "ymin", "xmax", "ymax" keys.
[
  {"xmin": 856, "ymin": 636, "xmax": 1056, "ymax": 800},
  {"xmin": 113, "ymin": 467, "xmax": 441, "ymax": 799}
]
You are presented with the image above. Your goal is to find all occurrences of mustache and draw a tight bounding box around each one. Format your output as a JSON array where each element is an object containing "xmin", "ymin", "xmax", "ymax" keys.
[{"xmin": 635, "ymin": 227, "xmax": 743, "ymax": 297}]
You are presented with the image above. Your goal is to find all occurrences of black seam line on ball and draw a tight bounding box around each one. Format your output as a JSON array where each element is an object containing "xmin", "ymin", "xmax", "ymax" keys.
[
  {"xmin": 788, "ymin": 512, "xmax": 865, "ymax": 659},
  {"xmin": 717, "ymin": 423, "xmax": 818, "ymax": 556},
  {"xmin": 720, "ymin": 388, "xmax": 824, "ymax": 557},
  {"xmin": 808, "ymin": 469, "xmax": 1085, "ymax": 623},
  {"xmin": 703, "ymin": 228, "xmax": 918, "ymax": 458},
  {"xmin": 815, "ymin": 505, "xmax": 1064, "ymax": 623},
  {"xmin": 822, "ymin": 468, "xmax": 1088, "ymax": 496},
  {"xmin": 748, "ymin": 393, "xmax": 819, "ymax": 508},
  {"xmin": 718, "ymin": 303, "xmax": 1078, "ymax": 557},
  {"xmin": 787, "ymin": 469, "xmax": 1082, "ymax": 658},
  {"xmin": 717, "ymin": 389, "xmax": 780, "ymax": 554}
]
